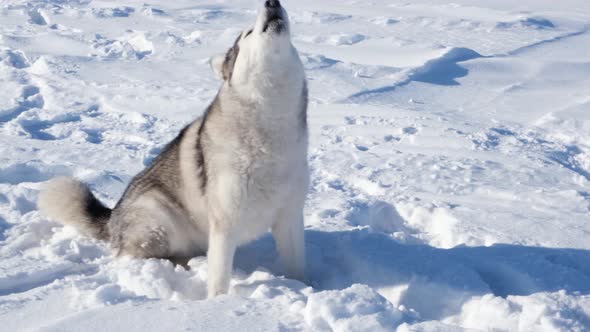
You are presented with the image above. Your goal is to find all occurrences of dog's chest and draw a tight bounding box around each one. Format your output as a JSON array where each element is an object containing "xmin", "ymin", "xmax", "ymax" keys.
[
  {"xmin": 244, "ymin": 123, "xmax": 303, "ymax": 176},
  {"xmin": 207, "ymin": 93, "xmax": 307, "ymax": 202}
]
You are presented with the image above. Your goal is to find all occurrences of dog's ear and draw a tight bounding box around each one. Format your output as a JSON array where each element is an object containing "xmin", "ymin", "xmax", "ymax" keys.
[{"xmin": 210, "ymin": 54, "xmax": 225, "ymax": 80}]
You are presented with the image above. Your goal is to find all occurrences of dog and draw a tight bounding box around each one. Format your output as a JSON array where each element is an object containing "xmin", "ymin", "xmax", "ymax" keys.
[{"xmin": 38, "ymin": 0, "xmax": 308, "ymax": 298}]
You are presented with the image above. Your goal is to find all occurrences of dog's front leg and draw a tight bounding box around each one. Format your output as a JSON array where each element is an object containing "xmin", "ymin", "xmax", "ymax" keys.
[
  {"xmin": 207, "ymin": 221, "xmax": 236, "ymax": 298},
  {"xmin": 272, "ymin": 208, "xmax": 306, "ymax": 282},
  {"xmin": 206, "ymin": 175, "xmax": 240, "ymax": 299}
]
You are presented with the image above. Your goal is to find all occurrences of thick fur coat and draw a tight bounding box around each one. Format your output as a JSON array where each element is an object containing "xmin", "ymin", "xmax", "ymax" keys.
[{"xmin": 38, "ymin": 0, "xmax": 308, "ymax": 298}]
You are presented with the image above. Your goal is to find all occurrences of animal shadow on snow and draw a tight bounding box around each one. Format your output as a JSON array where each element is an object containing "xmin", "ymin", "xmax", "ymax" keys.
[{"xmin": 236, "ymin": 226, "xmax": 590, "ymax": 320}]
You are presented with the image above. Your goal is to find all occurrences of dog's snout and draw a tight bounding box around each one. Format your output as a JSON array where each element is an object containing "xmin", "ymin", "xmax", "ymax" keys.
[
  {"xmin": 265, "ymin": 0, "xmax": 280, "ymax": 9},
  {"xmin": 261, "ymin": 0, "xmax": 286, "ymax": 34}
]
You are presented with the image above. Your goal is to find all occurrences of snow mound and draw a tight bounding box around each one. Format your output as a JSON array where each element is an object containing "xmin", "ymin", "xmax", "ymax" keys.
[
  {"xmin": 0, "ymin": 49, "xmax": 30, "ymax": 69},
  {"xmin": 328, "ymin": 34, "xmax": 367, "ymax": 46},
  {"xmin": 304, "ymin": 284, "xmax": 405, "ymax": 331},
  {"xmin": 140, "ymin": 5, "xmax": 166, "ymax": 17},
  {"xmin": 449, "ymin": 292, "xmax": 590, "ymax": 332},
  {"xmin": 496, "ymin": 17, "xmax": 556, "ymax": 30},
  {"xmin": 91, "ymin": 7, "xmax": 135, "ymax": 18},
  {"xmin": 293, "ymin": 11, "xmax": 352, "ymax": 24},
  {"xmin": 91, "ymin": 32, "xmax": 154, "ymax": 60},
  {"xmin": 370, "ymin": 17, "xmax": 399, "ymax": 26},
  {"xmin": 103, "ymin": 257, "xmax": 207, "ymax": 301},
  {"xmin": 27, "ymin": 7, "xmax": 50, "ymax": 26}
]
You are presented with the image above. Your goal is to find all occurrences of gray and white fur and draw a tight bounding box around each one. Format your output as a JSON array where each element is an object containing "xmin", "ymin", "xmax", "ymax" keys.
[{"xmin": 38, "ymin": 0, "xmax": 308, "ymax": 298}]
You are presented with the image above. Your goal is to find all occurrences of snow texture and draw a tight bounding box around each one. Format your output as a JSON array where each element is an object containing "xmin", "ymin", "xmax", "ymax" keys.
[{"xmin": 1, "ymin": 0, "xmax": 590, "ymax": 331}]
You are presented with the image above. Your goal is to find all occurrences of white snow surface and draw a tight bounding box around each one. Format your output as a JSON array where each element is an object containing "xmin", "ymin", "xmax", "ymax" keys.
[{"xmin": 1, "ymin": 0, "xmax": 590, "ymax": 331}]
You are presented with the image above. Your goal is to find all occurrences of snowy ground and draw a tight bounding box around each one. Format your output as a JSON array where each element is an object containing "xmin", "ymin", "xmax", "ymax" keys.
[{"xmin": 1, "ymin": 0, "xmax": 590, "ymax": 331}]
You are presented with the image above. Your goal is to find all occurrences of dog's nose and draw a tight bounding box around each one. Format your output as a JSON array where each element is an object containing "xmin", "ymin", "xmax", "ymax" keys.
[{"xmin": 265, "ymin": 0, "xmax": 280, "ymax": 9}]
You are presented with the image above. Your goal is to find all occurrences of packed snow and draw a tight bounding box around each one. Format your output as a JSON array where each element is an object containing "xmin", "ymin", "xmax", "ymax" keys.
[{"xmin": 1, "ymin": 0, "xmax": 590, "ymax": 331}]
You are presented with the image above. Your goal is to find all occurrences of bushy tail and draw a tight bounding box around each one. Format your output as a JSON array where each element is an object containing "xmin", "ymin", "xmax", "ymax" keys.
[{"xmin": 38, "ymin": 177, "xmax": 111, "ymax": 240}]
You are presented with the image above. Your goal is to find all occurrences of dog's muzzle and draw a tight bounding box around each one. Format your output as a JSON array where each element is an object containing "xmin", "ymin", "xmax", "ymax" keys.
[{"xmin": 262, "ymin": 0, "xmax": 286, "ymax": 33}]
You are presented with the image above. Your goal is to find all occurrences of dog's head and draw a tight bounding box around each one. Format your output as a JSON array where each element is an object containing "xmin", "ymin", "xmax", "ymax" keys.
[{"xmin": 210, "ymin": 0, "xmax": 302, "ymax": 92}]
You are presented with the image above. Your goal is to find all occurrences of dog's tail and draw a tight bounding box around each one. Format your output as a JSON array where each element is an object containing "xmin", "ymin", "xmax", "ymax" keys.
[{"xmin": 38, "ymin": 177, "xmax": 111, "ymax": 240}]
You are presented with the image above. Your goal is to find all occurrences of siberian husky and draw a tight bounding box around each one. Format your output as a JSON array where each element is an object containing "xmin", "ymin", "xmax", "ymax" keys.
[{"xmin": 38, "ymin": 0, "xmax": 308, "ymax": 298}]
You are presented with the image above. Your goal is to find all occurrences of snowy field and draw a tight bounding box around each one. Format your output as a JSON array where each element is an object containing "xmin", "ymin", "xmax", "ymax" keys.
[{"xmin": 1, "ymin": 0, "xmax": 590, "ymax": 330}]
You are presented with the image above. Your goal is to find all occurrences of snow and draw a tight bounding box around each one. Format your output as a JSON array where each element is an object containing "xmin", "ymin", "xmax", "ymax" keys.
[
  {"xmin": 304, "ymin": 284, "xmax": 404, "ymax": 331},
  {"xmin": 1, "ymin": 0, "xmax": 590, "ymax": 331}
]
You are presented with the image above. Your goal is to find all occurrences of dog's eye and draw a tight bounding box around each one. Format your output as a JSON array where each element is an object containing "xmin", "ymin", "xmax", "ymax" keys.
[{"xmin": 244, "ymin": 29, "xmax": 253, "ymax": 38}]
